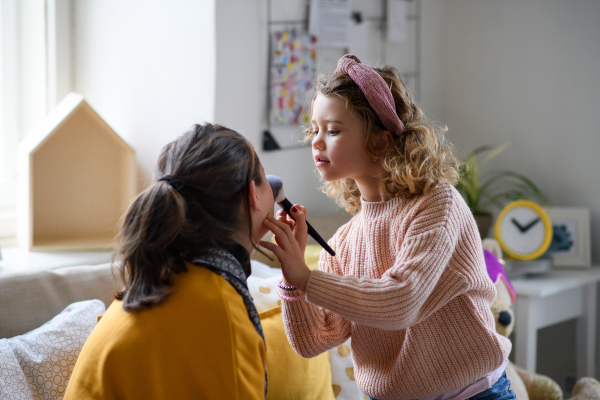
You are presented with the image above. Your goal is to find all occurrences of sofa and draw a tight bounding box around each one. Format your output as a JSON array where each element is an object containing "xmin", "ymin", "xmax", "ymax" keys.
[
  {"xmin": 0, "ymin": 211, "xmax": 368, "ymax": 400},
  {"xmin": 0, "ymin": 257, "xmax": 367, "ymax": 400}
]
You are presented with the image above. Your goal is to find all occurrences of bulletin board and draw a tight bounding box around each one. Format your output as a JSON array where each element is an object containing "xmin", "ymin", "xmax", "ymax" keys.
[{"xmin": 263, "ymin": 0, "xmax": 421, "ymax": 152}]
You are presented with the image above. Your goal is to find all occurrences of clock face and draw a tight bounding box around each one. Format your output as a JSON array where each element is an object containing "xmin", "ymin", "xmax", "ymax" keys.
[
  {"xmin": 495, "ymin": 200, "xmax": 553, "ymax": 260},
  {"xmin": 500, "ymin": 207, "xmax": 546, "ymax": 255}
]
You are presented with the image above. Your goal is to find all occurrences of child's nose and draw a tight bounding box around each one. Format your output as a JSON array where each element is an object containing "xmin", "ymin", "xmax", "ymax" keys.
[{"xmin": 312, "ymin": 133, "xmax": 324, "ymax": 150}]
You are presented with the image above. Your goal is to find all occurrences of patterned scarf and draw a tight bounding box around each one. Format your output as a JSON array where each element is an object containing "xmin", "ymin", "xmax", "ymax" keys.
[{"xmin": 188, "ymin": 248, "xmax": 267, "ymax": 398}]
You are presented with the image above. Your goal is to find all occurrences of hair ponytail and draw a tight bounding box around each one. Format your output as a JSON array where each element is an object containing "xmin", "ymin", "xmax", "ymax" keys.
[
  {"xmin": 114, "ymin": 123, "xmax": 262, "ymax": 311},
  {"xmin": 115, "ymin": 182, "xmax": 187, "ymax": 310}
]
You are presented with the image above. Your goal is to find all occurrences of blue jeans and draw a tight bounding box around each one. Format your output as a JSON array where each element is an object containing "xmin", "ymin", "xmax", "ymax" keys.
[
  {"xmin": 466, "ymin": 372, "xmax": 515, "ymax": 400},
  {"xmin": 369, "ymin": 372, "xmax": 515, "ymax": 400}
]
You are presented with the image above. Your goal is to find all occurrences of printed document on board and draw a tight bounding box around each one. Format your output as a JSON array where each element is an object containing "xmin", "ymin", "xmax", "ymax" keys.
[
  {"xmin": 309, "ymin": 0, "xmax": 351, "ymax": 48},
  {"xmin": 387, "ymin": 0, "xmax": 407, "ymax": 43}
]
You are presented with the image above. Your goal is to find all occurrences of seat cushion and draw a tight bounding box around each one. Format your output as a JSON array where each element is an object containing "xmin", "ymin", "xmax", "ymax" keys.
[
  {"xmin": 260, "ymin": 306, "xmax": 335, "ymax": 400},
  {"xmin": 0, "ymin": 300, "xmax": 105, "ymax": 400}
]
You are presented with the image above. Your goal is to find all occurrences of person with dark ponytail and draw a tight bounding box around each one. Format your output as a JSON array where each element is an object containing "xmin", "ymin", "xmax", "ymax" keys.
[{"xmin": 65, "ymin": 123, "xmax": 278, "ymax": 400}]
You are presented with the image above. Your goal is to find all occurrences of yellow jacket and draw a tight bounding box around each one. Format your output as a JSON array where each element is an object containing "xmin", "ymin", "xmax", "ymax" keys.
[{"xmin": 64, "ymin": 262, "xmax": 266, "ymax": 400}]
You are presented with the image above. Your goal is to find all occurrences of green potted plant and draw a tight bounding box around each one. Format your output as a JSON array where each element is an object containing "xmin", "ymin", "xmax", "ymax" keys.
[{"xmin": 456, "ymin": 144, "xmax": 550, "ymax": 239}]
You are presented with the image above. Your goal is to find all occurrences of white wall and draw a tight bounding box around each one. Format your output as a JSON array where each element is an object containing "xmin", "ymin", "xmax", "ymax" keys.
[
  {"xmin": 419, "ymin": 0, "xmax": 450, "ymax": 123},
  {"xmin": 73, "ymin": 0, "xmax": 216, "ymax": 186},
  {"xmin": 422, "ymin": 0, "xmax": 600, "ymax": 388},
  {"xmin": 18, "ymin": 0, "xmax": 48, "ymax": 140},
  {"xmin": 432, "ymin": 0, "xmax": 600, "ymax": 266}
]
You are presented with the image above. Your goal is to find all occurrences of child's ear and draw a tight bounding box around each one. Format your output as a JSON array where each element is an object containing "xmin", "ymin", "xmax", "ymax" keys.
[
  {"xmin": 248, "ymin": 180, "xmax": 262, "ymax": 212},
  {"xmin": 372, "ymin": 131, "xmax": 393, "ymax": 158}
]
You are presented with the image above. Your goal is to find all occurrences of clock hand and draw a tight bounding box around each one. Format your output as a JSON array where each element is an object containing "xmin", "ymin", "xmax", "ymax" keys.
[
  {"xmin": 511, "ymin": 218, "xmax": 526, "ymax": 232},
  {"xmin": 521, "ymin": 217, "xmax": 541, "ymax": 232}
]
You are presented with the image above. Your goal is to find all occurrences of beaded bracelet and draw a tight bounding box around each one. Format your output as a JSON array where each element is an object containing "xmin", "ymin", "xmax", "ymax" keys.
[{"xmin": 277, "ymin": 281, "xmax": 297, "ymax": 291}]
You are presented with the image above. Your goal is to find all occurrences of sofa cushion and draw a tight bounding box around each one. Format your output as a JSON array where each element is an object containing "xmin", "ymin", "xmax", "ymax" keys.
[
  {"xmin": 0, "ymin": 300, "xmax": 105, "ymax": 400},
  {"xmin": 0, "ymin": 263, "xmax": 116, "ymax": 339},
  {"xmin": 248, "ymin": 260, "xmax": 283, "ymax": 313},
  {"xmin": 249, "ymin": 259, "xmax": 366, "ymax": 399},
  {"xmin": 329, "ymin": 338, "xmax": 365, "ymax": 400},
  {"xmin": 260, "ymin": 306, "xmax": 335, "ymax": 400}
]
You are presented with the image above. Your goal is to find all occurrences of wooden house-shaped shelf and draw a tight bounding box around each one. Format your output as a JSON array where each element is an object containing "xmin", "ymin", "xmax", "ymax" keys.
[{"xmin": 17, "ymin": 93, "xmax": 136, "ymax": 251}]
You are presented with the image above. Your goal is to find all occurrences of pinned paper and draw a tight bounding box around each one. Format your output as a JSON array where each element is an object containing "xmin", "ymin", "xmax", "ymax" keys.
[
  {"xmin": 387, "ymin": 0, "xmax": 407, "ymax": 43},
  {"xmin": 270, "ymin": 31, "xmax": 317, "ymax": 126},
  {"xmin": 309, "ymin": 0, "xmax": 351, "ymax": 48}
]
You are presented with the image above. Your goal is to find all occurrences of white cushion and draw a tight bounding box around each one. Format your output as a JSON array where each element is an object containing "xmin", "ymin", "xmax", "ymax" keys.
[
  {"xmin": 248, "ymin": 260, "xmax": 283, "ymax": 313},
  {"xmin": 329, "ymin": 338, "xmax": 364, "ymax": 399},
  {"xmin": 0, "ymin": 300, "xmax": 105, "ymax": 400},
  {"xmin": 0, "ymin": 340, "xmax": 33, "ymax": 400}
]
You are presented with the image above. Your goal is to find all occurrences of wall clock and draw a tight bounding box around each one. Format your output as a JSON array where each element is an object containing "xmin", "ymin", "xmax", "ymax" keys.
[{"xmin": 494, "ymin": 199, "xmax": 553, "ymax": 261}]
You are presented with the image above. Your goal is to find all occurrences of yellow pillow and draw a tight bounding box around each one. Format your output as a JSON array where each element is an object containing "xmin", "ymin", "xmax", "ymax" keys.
[
  {"xmin": 253, "ymin": 244, "xmax": 323, "ymax": 271},
  {"xmin": 303, "ymin": 244, "xmax": 322, "ymax": 271},
  {"xmin": 260, "ymin": 306, "xmax": 335, "ymax": 400}
]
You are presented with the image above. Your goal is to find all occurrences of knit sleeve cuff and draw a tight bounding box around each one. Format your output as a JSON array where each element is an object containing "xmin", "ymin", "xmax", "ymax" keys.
[{"xmin": 277, "ymin": 287, "xmax": 306, "ymax": 302}]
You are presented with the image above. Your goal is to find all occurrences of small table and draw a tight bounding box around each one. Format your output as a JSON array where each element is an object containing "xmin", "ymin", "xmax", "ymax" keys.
[{"xmin": 511, "ymin": 267, "xmax": 600, "ymax": 378}]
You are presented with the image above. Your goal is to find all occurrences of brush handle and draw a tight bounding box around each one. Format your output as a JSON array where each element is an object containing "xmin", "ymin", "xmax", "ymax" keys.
[{"xmin": 278, "ymin": 199, "xmax": 336, "ymax": 257}]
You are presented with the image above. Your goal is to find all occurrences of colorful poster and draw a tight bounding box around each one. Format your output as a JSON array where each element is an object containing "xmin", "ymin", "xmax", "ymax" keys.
[{"xmin": 270, "ymin": 31, "xmax": 317, "ymax": 126}]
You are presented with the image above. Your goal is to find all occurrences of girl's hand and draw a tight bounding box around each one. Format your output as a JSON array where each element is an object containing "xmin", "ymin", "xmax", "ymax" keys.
[
  {"xmin": 275, "ymin": 204, "xmax": 308, "ymax": 255},
  {"xmin": 260, "ymin": 212, "xmax": 311, "ymax": 292}
]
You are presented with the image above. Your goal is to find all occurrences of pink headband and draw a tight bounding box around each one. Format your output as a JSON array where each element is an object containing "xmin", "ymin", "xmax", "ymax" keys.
[{"xmin": 334, "ymin": 54, "xmax": 405, "ymax": 136}]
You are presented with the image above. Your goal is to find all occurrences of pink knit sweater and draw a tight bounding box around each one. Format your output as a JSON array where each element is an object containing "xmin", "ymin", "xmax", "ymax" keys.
[{"xmin": 280, "ymin": 183, "xmax": 511, "ymax": 400}]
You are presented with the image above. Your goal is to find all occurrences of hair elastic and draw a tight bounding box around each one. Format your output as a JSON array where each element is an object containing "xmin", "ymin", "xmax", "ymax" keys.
[
  {"xmin": 334, "ymin": 54, "xmax": 405, "ymax": 136},
  {"xmin": 159, "ymin": 175, "xmax": 185, "ymax": 192}
]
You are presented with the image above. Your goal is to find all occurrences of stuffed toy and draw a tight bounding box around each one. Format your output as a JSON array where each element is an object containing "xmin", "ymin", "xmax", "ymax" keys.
[{"xmin": 482, "ymin": 239, "xmax": 600, "ymax": 400}]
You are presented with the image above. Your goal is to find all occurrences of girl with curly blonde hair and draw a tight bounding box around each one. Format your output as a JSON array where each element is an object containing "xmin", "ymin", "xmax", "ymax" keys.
[{"xmin": 261, "ymin": 55, "xmax": 515, "ymax": 400}]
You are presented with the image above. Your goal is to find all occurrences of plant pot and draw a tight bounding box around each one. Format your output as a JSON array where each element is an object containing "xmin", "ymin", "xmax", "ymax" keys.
[{"xmin": 474, "ymin": 213, "xmax": 493, "ymax": 239}]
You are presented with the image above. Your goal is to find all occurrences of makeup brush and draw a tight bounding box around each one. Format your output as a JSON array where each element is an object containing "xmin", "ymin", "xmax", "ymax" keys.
[{"xmin": 266, "ymin": 175, "xmax": 335, "ymax": 257}]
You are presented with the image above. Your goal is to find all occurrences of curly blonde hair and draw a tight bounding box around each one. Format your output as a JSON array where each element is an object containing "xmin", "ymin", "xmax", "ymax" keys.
[{"xmin": 307, "ymin": 66, "xmax": 461, "ymax": 215}]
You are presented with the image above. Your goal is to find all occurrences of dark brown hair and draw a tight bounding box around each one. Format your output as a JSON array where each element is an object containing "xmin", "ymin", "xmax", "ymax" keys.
[
  {"xmin": 307, "ymin": 66, "xmax": 461, "ymax": 215},
  {"xmin": 114, "ymin": 123, "xmax": 262, "ymax": 311}
]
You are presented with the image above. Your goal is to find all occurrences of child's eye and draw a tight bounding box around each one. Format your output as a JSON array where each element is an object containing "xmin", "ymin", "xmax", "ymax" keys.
[{"xmin": 309, "ymin": 130, "xmax": 338, "ymax": 136}]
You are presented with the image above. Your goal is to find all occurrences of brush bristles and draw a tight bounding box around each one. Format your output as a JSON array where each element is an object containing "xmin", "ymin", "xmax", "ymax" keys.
[{"xmin": 266, "ymin": 175, "xmax": 286, "ymax": 203}]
